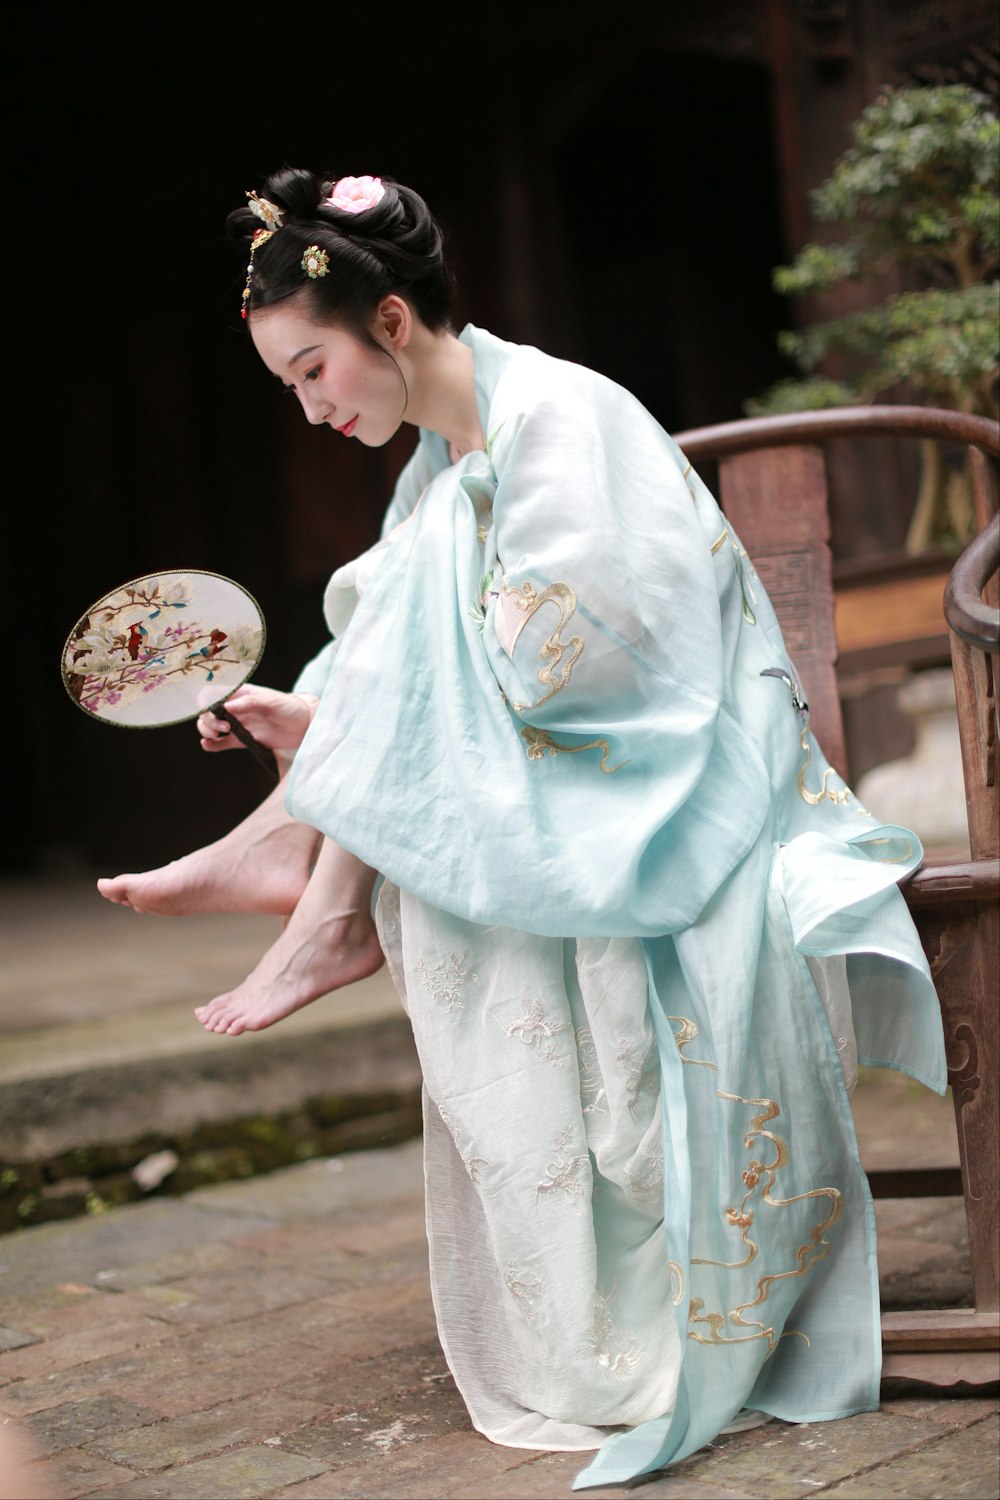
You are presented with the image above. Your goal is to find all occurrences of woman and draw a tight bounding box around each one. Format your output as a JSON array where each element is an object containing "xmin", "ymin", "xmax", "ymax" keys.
[{"xmin": 98, "ymin": 169, "xmax": 946, "ymax": 1490}]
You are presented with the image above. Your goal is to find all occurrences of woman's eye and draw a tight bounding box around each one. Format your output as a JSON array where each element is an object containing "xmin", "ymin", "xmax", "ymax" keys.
[{"xmin": 304, "ymin": 366, "xmax": 322, "ymax": 382}]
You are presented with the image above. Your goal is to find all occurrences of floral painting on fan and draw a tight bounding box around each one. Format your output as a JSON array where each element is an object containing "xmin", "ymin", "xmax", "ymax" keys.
[{"xmin": 61, "ymin": 571, "xmax": 265, "ymax": 727}]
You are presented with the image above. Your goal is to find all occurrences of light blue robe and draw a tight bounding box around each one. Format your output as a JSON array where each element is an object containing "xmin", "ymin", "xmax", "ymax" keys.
[{"xmin": 286, "ymin": 326, "xmax": 946, "ymax": 1489}]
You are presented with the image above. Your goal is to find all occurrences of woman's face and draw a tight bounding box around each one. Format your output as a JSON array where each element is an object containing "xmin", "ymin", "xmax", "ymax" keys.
[{"xmin": 248, "ymin": 299, "xmax": 408, "ymax": 446}]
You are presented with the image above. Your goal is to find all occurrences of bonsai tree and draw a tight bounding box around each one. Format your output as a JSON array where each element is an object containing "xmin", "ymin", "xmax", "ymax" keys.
[{"xmin": 748, "ymin": 84, "xmax": 999, "ymax": 551}]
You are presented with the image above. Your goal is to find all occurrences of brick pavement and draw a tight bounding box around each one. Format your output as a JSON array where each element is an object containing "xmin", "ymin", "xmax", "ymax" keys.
[
  {"xmin": 1, "ymin": 881, "xmax": 996, "ymax": 1496},
  {"xmin": 0, "ymin": 1139, "xmax": 997, "ymax": 1500}
]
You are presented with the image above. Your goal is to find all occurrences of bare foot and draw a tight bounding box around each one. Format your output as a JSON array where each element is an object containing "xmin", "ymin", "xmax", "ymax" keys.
[
  {"xmin": 194, "ymin": 905, "xmax": 384, "ymax": 1035},
  {"xmin": 96, "ymin": 819, "xmax": 319, "ymax": 917}
]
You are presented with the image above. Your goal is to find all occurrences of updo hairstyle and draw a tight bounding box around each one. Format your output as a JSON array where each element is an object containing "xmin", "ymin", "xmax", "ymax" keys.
[{"xmin": 227, "ymin": 167, "xmax": 454, "ymax": 338}]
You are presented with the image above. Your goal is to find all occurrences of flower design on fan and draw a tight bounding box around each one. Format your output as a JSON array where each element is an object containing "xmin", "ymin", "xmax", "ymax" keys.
[
  {"xmin": 66, "ymin": 614, "xmax": 261, "ymax": 717},
  {"xmin": 159, "ymin": 579, "xmax": 194, "ymax": 608},
  {"xmin": 226, "ymin": 625, "xmax": 264, "ymax": 661},
  {"xmin": 74, "ymin": 648, "xmax": 125, "ymax": 678},
  {"xmin": 76, "ymin": 623, "xmax": 126, "ymax": 658}
]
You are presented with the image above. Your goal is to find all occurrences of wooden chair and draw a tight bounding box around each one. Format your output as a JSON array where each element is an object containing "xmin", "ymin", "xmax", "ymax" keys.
[{"xmin": 673, "ymin": 406, "xmax": 999, "ymax": 1388}]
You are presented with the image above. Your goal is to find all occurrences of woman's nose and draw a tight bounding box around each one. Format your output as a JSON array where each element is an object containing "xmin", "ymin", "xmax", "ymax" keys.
[{"xmin": 300, "ymin": 390, "xmax": 332, "ymax": 426}]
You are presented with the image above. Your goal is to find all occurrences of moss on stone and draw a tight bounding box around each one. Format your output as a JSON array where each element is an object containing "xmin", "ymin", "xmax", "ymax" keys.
[{"xmin": 0, "ymin": 1087, "xmax": 423, "ymax": 1235}]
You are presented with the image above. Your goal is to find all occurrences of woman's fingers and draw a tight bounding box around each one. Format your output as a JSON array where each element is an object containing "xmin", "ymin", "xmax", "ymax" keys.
[
  {"xmin": 197, "ymin": 710, "xmax": 228, "ymax": 736},
  {"xmin": 199, "ymin": 731, "xmax": 243, "ymax": 752},
  {"xmin": 196, "ymin": 711, "xmax": 242, "ymax": 752}
]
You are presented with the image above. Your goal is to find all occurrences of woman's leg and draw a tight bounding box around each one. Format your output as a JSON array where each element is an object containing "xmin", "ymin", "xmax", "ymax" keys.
[
  {"xmin": 194, "ymin": 837, "xmax": 384, "ymax": 1035},
  {"xmin": 96, "ymin": 778, "xmax": 320, "ymax": 917}
]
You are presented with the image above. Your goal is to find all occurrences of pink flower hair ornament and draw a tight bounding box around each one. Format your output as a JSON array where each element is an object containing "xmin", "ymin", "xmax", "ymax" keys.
[{"xmin": 323, "ymin": 175, "xmax": 385, "ymax": 213}]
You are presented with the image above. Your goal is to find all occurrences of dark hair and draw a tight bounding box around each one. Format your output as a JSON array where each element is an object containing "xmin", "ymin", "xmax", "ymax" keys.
[{"xmin": 227, "ymin": 167, "xmax": 454, "ymax": 335}]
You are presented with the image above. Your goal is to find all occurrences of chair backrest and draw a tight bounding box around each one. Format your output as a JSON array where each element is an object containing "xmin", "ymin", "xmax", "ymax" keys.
[{"xmin": 673, "ymin": 407, "xmax": 1000, "ymax": 793}]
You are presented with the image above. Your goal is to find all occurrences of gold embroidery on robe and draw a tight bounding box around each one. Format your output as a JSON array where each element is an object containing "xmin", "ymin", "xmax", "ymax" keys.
[
  {"xmin": 505, "ymin": 579, "xmax": 538, "ymax": 610},
  {"xmin": 501, "ymin": 579, "xmax": 585, "ymax": 708},
  {"xmin": 798, "ymin": 726, "xmax": 860, "ymax": 807},
  {"xmin": 669, "ymin": 1016, "xmax": 718, "ymax": 1070},
  {"xmin": 688, "ymin": 1092, "xmax": 843, "ymax": 1351},
  {"xmin": 521, "ymin": 726, "xmax": 628, "ymax": 775},
  {"xmin": 709, "ymin": 525, "xmax": 758, "ymax": 623},
  {"xmin": 865, "ymin": 835, "xmax": 915, "ymax": 864}
]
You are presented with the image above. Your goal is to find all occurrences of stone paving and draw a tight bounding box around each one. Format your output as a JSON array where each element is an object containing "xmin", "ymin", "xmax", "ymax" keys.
[
  {"xmin": 1, "ymin": 879, "xmax": 996, "ymax": 1498},
  {"xmin": 0, "ymin": 1140, "xmax": 996, "ymax": 1500}
]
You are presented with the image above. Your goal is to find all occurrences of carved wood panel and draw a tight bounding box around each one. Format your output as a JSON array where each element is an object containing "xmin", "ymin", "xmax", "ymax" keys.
[
  {"xmin": 718, "ymin": 444, "xmax": 847, "ymax": 780},
  {"xmin": 913, "ymin": 900, "xmax": 1000, "ymax": 1311},
  {"xmin": 752, "ymin": 551, "xmax": 817, "ymax": 655}
]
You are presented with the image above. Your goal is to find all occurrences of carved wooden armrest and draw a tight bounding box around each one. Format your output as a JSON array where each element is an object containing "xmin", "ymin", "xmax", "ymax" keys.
[
  {"xmin": 904, "ymin": 858, "xmax": 1000, "ymax": 907},
  {"xmin": 945, "ymin": 512, "xmax": 1000, "ymax": 653}
]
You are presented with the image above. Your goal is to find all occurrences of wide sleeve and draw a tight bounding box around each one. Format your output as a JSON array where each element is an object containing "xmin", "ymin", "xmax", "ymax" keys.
[
  {"xmin": 485, "ymin": 394, "xmax": 724, "ymax": 767},
  {"xmin": 476, "ymin": 386, "xmax": 772, "ymax": 929},
  {"xmin": 287, "ymin": 364, "xmax": 771, "ymax": 938}
]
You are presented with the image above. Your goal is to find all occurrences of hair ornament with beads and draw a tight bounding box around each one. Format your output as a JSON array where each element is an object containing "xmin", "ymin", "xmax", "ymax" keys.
[
  {"xmin": 241, "ymin": 227, "xmax": 277, "ymax": 319},
  {"xmin": 229, "ymin": 167, "xmax": 453, "ymax": 332},
  {"xmin": 301, "ymin": 245, "xmax": 330, "ymax": 279}
]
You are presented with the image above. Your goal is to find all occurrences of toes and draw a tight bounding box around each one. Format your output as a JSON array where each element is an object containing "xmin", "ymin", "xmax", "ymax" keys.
[
  {"xmin": 196, "ymin": 993, "xmax": 255, "ymax": 1036},
  {"xmin": 196, "ymin": 998, "xmax": 232, "ymax": 1031},
  {"xmin": 97, "ymin": 877, "xmax": 130, "ymax": 906}
]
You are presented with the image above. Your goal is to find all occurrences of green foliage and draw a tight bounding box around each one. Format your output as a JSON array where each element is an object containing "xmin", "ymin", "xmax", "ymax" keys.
[
  {"xmin": 764, "ymin": 283, "xmax": 1000, "ymax": 400},
  {"xmin": 750, "ymin": 85, "xmax": 999, "ymax": 423},
  {"xmin": 745, "ymin": 377, "xmax": 860, "ymax": 417}
]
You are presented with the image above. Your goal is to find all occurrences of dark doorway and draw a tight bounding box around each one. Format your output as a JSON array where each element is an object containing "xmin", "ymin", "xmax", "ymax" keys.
[{"xmin": 555, "ymin": 50, "xmax": 792, "ymax": 436}]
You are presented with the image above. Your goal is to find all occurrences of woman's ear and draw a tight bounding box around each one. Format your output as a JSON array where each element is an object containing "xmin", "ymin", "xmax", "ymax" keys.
[{"xmin": 373, "ymin": 295, "xmax": 412, "ymax": 351}]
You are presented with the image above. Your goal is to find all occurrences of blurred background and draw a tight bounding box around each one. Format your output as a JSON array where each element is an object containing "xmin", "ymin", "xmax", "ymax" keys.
[{"xmin": 6, "ymin": 0, "xmax": 999, "ymax": 877}]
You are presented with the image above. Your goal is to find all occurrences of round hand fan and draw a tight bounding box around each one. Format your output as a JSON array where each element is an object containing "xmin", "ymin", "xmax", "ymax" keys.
[{"xmin": 61, "ymin": 569, "xmax": 277, "ymax": 776}]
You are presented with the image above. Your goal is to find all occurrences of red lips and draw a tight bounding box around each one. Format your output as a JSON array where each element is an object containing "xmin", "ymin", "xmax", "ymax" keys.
[{"xmin": 336, "ymin": 416, "xmax": 358, "ymax": 436}]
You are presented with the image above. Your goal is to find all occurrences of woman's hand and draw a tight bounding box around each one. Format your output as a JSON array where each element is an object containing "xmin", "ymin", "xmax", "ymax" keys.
[{"xmin": 197, "ymin": 685, "xmax": 319, "ymax": 753}]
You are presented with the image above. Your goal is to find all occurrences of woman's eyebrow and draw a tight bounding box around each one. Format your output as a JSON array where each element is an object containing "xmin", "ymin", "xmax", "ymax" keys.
[{"xmin": 289, "ymin": 344, "xmax": 322, "ymax": 367}]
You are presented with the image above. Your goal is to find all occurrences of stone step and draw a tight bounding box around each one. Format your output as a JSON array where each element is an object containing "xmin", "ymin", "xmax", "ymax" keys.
[{"xmin": 0, "ymin": 879, "xmax": 421, "ymax": 1231}]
